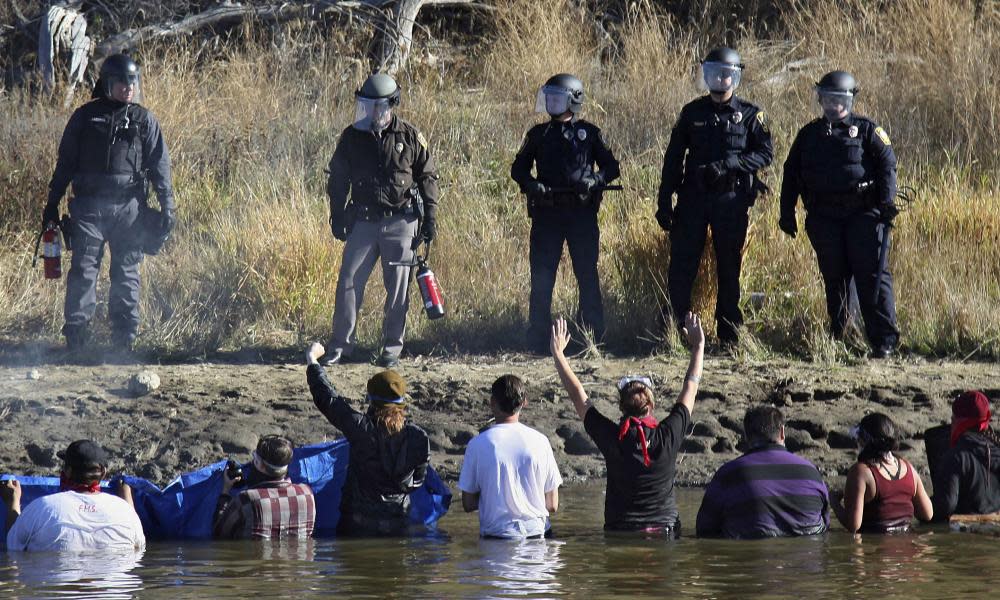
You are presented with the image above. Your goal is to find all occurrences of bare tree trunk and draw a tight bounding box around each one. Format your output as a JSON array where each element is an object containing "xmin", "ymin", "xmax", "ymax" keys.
[{"xmin": 370, "ymin": 0, "xmax": 426, "ymax": 76}]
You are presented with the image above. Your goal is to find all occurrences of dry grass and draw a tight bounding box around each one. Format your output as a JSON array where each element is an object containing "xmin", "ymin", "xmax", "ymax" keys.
[{"xmin": 0, "ymin": 0, "xmax": 997, "ymax": 359}]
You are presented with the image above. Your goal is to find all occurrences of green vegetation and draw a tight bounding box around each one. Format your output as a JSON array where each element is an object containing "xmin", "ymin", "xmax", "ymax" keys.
[{"xmin": 1, "ymin": 0, "xmax": 997, "ymax": 359}]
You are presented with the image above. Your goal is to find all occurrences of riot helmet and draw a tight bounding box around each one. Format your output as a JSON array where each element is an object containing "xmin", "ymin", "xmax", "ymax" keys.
[
  {"xmin": 534, "ymin": 73, "xmax": 584, "ymax": 117},
  {"xmin": 816, "ymin": 70, "xmax": 858, "ymax": 122},
  {"xmin": 353, "ymin": 73, "xmax": 400, "ymax": 132},
  {"xmin": 98, "ymin": 54, "xmax": 142, "ymax": 103},
  {"xmin": 701, "ymin": 47, "xmax": 743, "ymax": 95}
]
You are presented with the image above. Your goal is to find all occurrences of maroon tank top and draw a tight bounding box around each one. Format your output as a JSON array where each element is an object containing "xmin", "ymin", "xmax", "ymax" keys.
[{"xmin": 860, "ymin": 457, "xmax": 915, "ymax": 533}]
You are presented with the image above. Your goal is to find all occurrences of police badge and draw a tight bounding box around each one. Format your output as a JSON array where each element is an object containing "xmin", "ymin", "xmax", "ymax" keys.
[
  {"xmin": 848, "ymin": 126, "xmax": 858, "ymax": 138},
  {"xmin": 732, "ymin": 112, "xmax": 743, "ymax": 124},
  {"xmin": 395, "ymin": 142, "xmax": 404, "ymax": 153},
  {"xmin": 577, "ymin": 128, "xmax": 587, "ymax": 141}
]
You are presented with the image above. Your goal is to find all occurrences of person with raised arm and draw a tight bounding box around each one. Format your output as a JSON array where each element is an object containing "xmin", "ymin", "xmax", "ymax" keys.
[{"xmin": 550, "ymin": 313, "xmax": 704, "ymax": 536}]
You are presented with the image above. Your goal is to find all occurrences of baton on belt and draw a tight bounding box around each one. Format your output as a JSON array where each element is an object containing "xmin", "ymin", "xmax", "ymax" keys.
[{"xmin": 545, "ymin": 185, "xmax": 623, "ymax": 194}]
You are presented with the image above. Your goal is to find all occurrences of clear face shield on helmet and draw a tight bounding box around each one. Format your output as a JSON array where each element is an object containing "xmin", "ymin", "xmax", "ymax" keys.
[
  {"xmin": 700, "ymin": 62, "xmax": 742, "ymax": 95},
  {"xmin": 817, "ymin": 90, "xmax": 854, "ymax": 122},
  {"xmin": 353, "ymin": 97, "xmax": 393, "ymax": 132},
  {"xmin": 105, "ymin": 72, "xmax": 142, "ymax": 104},
  {"xmin": 534, "ymin": 85, "xmax": 573, "ymax": 117}
]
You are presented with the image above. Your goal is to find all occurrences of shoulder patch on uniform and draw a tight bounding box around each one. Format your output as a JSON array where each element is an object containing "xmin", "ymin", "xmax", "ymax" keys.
[
  {"xmin": 874, "ymin": 126, "xmax": 891, "ymax": 146},
  {"xmin": 416, "ymin": 131, "xmax": 428, "ymax": 149},
  {"xmin": 756, "ymin": 110, "xmax": 769, "ymax": 132}
]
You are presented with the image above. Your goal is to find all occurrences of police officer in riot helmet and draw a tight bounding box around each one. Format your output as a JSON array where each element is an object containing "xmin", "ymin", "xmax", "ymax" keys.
[
  {"xmin": 779, "ymin": 70, "xmax": 899, "ymax": 357},
  {"xmin": 511, "ymin": 73, "xmax": 620, "ymax": 353},
  {"xmin": 656, "ymin": 47, "xmax": 774, "ymax": 346},
  {"xmin": 324, "ymin": 73, "xmax": 440, "ymax": 368},
  {"xmin": 44, "ymin": 53, "xmax": 175, "ymax": 353}
]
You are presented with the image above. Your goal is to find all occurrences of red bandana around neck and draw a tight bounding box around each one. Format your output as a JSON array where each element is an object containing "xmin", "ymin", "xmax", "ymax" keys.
[
  {"xmin": 950, "ymin": 417, "xmax": 989, "ymax": 447},
  {"xmin": 59, "ymin": 474, "xmax": 101, "ymax": 494},
  {"xmin": 618, "ymin": 415, "xmax": 659, "ymax": 467}
]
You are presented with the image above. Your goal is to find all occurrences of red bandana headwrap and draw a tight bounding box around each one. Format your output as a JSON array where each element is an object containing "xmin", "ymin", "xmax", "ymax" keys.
[
  {"xmin": 619, "ymin": 416, "xmax": 659, "ymax": 467},
  {"xmin": 950, "ymin": 390, "xmax": 991, "ymax": 447},
  {"xmin": 59, "ymin": 474, "xmax": 101, "ymax": 493}
]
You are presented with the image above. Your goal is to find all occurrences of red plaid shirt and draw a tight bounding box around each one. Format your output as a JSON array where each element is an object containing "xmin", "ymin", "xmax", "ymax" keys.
[{"xmin": 213, "ymin": 480, "xmax": 316, "ymax": 540}]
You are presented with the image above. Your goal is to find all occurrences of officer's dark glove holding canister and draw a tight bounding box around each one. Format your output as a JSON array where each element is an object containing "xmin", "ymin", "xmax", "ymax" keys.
[
  {"xmin": 510, "ymin": 73, "xmax": 621, "ymax": 353},
  {"xmin": 778, "ymin": 70, "xmax": 900, "ymax": 358},
  {"xmin": 42, "ymin": 202, "xmax": 60, "ymax": 229},
  {"xmin": 421, "ymin": 205, "xmax": 437, "ymax": 243}
]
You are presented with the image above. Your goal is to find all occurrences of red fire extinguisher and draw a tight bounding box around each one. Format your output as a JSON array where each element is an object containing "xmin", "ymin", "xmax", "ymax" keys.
[
  {"xmin": 416, "ymin": 252, "xmax": 445, "ymax": 320},
  {"xmin": 391, "ymin": 242, "xmax": 445, "ymax": 320},
  {"xmin": 33, "ymin": 222, "xmax": 63, "ymax": 279}
]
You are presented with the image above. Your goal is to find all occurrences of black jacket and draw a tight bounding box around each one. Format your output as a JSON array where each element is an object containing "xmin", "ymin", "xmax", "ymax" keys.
[
  {"xmin": 781, "ymin": 114, "xmax": 897, "ymax": 220},
  {"xmin": 658, "ymin": 94, "xmax": 773, "ymax": 210},
  {"xmin": 510, "ymin": 118, "xmax": 620, "ymax": 203},
  {"xmin": 307, "ymin": 364, "xmax": 430, "ymax": 528},
  {"xmin": 931, "ymin": 432, "xmax": 1000, "ymax": 519},
  {"xmin": 326, "ymin": 115, "xmax": 439, "ymax": 221},
  {"xmin": 48, "ymin": 97, "xmax": 173, "ymax": 210}
]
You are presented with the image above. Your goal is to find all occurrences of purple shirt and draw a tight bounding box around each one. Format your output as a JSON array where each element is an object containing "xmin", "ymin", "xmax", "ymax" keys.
[{"xmin": 696, "ymin": 444, "xmax": 830, "ymax": 539}]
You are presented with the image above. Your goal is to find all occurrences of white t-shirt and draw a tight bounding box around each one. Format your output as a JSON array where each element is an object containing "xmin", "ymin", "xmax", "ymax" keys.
[
  {"xmin": 458, "ymin": 422, "xmax": 562, "ymax": 538},
  {"xmin": 6, "ymin": 491, "xmax": 146, "ymax": 552}
]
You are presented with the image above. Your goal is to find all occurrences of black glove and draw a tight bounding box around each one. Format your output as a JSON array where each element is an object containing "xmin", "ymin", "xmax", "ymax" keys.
[
  {"xmin": 524, "ymin": 181, "xmax": 548, "ymax": 196},
  {"xmin": 160, "ymin": 208, "xmax": 176, "ymax": 236},
  {"xmin": 42, "ymin": 202, "xmax": 60, "ymax": 229},
  {"xmin": 778, "ymin": 215, "xmax": 797, "ymax": 238},
  {"xmin": 705, "ymin": 161, "xmax": 727, "ymax": 184},
  {"xmin": 329, "ymin": 214, "xmax": 348, "ymax": 242},
  {"xmin": 655, "ymin": 206, "xmax": 673, "ymax": 232},
  {"xmin": 422, "ymin": 207, "xmax": 437, "ymax": 243},
  {"xmin": 878, "ymin": 203, "xmax": 899, "ymax": 224},
  {"xmin": 574, "ymin": 175, "xmax": 600, "ymax": 195}
]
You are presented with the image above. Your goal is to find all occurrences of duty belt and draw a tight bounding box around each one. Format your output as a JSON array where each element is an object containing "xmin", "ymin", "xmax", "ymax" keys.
[
  {"xmin": 805, "ymin": 191, "xmax": 866, "ymax": 211},
  {"xmin": 355, "ymin": 201, "xmax": 415, "ymax": 222}
]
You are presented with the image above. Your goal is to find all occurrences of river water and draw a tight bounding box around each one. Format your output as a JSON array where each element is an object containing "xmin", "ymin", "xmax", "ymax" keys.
[{"xmin": 1, "ymin": 486, "xmax": 997, "ymax": 599}]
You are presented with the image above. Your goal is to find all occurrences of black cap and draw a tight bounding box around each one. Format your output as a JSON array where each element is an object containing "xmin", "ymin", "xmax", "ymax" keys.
[{"xmin": 57, "ymin": 440, "xmax": 109, "ymax": 470}]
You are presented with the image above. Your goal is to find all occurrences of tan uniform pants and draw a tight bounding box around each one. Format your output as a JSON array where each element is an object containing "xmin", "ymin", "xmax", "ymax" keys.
[{"xmin": 330, "ymin": 213, "xmax": 418, "ymax": 359}]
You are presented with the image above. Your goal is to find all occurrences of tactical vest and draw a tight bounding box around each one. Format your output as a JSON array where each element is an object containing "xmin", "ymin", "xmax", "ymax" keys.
[
  {"xmin": 534, "ymin": 121, "xmax": 600, "ymax": 188},
  {"xmin": 73, "ymin": 101, "xmax": 146, "ymax": 197},
  {"xmin": 683, "ymin": 111, "xmax": 748, "ymax": 182},
  {"xmin": 799, "ymin": 121, "xmax": 867, "ymax": 198}
]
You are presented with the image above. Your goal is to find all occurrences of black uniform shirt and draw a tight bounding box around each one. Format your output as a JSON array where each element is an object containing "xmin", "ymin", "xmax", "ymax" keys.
[
  {"xmin": 658, "ymin": 95, "xmax": 773, "ymax": 208},
  {"xmin": 780, "ymin": 114, "xmax": 897, "ymax": 220},
  {"xmin": 48, "ymin": 97, "xmax": 173, "ymax": 208},
  {"xmin": 510, "ymin": 118, "xmax": 620, "ymax": 193},
  {"xmin": 327, "ymin": 115, "xmax": 439, "ymax": 219}
]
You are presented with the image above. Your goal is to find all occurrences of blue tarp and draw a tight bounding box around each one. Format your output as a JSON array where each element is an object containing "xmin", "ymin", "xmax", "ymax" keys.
[{"xmin": 1, "ymin": 439, "xmax": 451, "ymax": 540}]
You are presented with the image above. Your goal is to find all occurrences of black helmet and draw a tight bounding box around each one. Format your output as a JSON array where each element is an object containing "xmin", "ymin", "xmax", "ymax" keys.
[
  {"xmin": 702, "ymin": 47, "xmax": 744, "ymax": 69},
  {"xmin": 100, "ymin": 54, "xmax": 141, "ymax": 86},
  {"xmin": 542, "ymin": 73, "xmax": 584, "ymax": 114},
  {"xmin": 96, "ymin": 53, "xmax": 141, "ymax": 101},
  {"xmin": 816, "ymin": 70, "xmax": 859, "ymax": 95},
  {"xmin": 356, "ymin": 73, "xmax": 401, "ymax": 107}
]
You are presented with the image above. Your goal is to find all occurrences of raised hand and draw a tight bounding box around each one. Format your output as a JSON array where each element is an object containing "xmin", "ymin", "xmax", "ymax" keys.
[
  {"xmin": 307, "ymin": 342, "xmax": 325, "ymax": 364},
  {"xmin": 550, "ymin": 317, "xmax": 571, "ymax": 357},
  {"xmin": 682, "ymin": 312, "xmax": 705, "ymax": 349}
]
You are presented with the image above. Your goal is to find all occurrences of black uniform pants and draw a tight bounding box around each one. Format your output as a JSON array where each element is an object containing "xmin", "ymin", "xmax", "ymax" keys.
[
  {"xmin": 668, "ymin": 194, "xmax": 748, "ymax": 343},
  {"xmin": 63, "ymin": 196, "xmax": 145, "ymax": 339},
  {"xmin": 804, "ymin": 210, "xmax": 899, "ymax": 349},
  {"xmin": 527, "ymin": 208, "xmax": 604, "ymax": 349}
]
